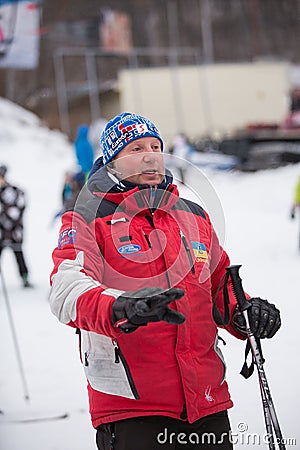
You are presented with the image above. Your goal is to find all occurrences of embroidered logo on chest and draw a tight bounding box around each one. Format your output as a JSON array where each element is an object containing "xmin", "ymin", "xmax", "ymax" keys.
[
  {"xmin": 117, "ymin": 244, "xmax": 141, "ymax": 255},
  {"xmin": 191, "ymin": 241, "xmax": 208, "ymax": 263}
]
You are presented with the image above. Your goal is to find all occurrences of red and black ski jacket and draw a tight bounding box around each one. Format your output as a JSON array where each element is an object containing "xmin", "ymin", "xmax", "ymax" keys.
[{"xmin": 49, "ymin": 159, "xmax": 244, "ymax": 429}]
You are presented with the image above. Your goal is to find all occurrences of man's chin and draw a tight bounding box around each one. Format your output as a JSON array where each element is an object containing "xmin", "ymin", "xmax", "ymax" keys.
[
  {"xmin": 123, "ymin": 174, "xmax": 164, "ymax": 186},
  {"xmin": 140, "ymin": 174, "xmax": 164, "ymax": 185}
]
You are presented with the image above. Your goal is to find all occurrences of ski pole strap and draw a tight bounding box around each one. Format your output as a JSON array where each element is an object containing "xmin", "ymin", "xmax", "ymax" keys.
[
  {"xmin": 240, "ymin": 341, "xmax": 254, "ymax": 379},
  {"xmin": 240, "ymin": 338, "xmax": 265, "ymax": 379},
  {"xmin": 212, "ymin": 271, "xmax": 230, "ymax": 326}
]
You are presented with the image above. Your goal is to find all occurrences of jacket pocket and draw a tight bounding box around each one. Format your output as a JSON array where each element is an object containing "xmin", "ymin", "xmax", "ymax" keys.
[
  {"xmin": 81, "ymin": 330, "xmax": 139, "ymax": 399},
  {"xmin": 214, "ymin": 334, "xmax": 227, "ymax": 385},
  {"xmin": 113, "ymin": 340, "xmax": 139, "ymax": 399}
]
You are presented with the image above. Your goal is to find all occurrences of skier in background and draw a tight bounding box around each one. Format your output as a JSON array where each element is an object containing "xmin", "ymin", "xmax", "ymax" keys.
[
  {"xmin": 171, "ymin": 132, "xmax": 195, "ymax": 184},
  {"xmin": 74, "ymin": 124, "xmax": 94, "ymax": 178},
  {"xmin": 49, "ymin": 112, "xmax": 281, "ymax": 450},
  {"xmin": 52, "ymin": 170, "xmax": 87, "ymax": 224},
  {"xmin": 62, "ymin": 171, "xmax": 87, "ymax": 212},
  {"xmin": 290, "ymin": 172, "xmax": 300, "ymax": 250},
  {"xmin": 61, "ymin": 171, "xmax": 73, "ymax": 206},
  {"xmin": 0, "ymin": 165, "xmax": 32, "ymax": 288}
]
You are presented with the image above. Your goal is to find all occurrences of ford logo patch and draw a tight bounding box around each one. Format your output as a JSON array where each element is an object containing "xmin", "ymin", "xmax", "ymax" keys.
[{"xmin": 118, "ymin": 244, "xmax": 141, "ymax": 255}]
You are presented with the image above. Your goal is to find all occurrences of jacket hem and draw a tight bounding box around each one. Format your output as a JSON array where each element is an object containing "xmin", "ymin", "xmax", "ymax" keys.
[{"xmin": 91, "ymin": 401, "xmax": 234, "ymax": 429}]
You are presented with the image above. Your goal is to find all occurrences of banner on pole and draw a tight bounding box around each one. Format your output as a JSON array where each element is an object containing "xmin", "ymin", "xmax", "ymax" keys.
[
  {"xmin": 100, "ymin": 9, "xmax": 132, "ymax": 54},
  {"xmin": 0, "ymin": 0, "xmax": 40, "ymax": 69}
]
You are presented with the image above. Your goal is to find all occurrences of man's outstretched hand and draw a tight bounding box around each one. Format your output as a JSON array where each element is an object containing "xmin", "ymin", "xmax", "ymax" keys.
[{"xmin": 112, "ymin": 287, "xmax": 185, "ymax": 333}]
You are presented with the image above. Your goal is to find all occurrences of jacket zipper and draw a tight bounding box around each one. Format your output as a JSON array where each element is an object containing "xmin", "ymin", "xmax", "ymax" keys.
[
  {"xmin": 143, "ymin": 231, "xmax": 152, "ymax": 248},
  {"xmin": 145, "ymin": 214, "xmax": 171, "ymax": 288},
  {"xmin": 179, "ymin": 230, "xmax": 195, "ymax": 274},
  {"xmin": 180, "ymin": 403, "xmax": 187, "ymax": 420},
  {"xmin": 112, "ymin": 340, "xmax": 140, "ymax": 399},
  {"xmin": 138, "ymin": 187, "xmax": 176, "ymax": 287}
]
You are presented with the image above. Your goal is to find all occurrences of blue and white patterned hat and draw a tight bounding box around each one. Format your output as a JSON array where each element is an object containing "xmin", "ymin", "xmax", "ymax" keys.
[{"xmin": 100, "ymin": 112, "xmax": 164, "ymax": 165}]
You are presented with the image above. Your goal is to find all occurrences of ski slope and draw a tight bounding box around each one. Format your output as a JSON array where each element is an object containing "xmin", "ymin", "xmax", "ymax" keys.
[{"xmin": 0, "ymin": 97, "xmax": 299, "ymax": 449}]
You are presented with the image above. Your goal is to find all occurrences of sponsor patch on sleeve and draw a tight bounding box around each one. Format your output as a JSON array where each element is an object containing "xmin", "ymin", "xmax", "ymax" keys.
[{"xmin": 58, "ymin": 227, "xmax": 77, "ymax": 249}]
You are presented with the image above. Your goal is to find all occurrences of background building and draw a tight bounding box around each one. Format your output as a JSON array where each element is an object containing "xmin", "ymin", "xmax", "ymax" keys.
[{"xmin": 1, "ymin": 0, "xmax": 300, "ymax": 142}]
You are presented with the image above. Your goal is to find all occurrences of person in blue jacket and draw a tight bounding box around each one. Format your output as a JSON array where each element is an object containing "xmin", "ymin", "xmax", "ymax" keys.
[{"xmin": 74, "ymin": 125, "xmax": 94, "ymax": 176}]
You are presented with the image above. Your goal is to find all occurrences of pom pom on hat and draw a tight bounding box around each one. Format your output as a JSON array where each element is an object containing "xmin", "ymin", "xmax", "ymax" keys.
[{"xmin": 100, "ymin": 112, "xmax": 164, "ymax": 165}]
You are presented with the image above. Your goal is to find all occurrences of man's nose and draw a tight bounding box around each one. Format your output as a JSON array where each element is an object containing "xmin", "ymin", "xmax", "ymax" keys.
[{"xmin": 142, "ymin": 148, "xmax": 159, "ymax": 160}]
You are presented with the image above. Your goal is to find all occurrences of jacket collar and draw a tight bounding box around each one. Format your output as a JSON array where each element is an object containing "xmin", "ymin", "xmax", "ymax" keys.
[{"xmin": 87, "ymin": 157, "xmax": 179, "ymax": 213}]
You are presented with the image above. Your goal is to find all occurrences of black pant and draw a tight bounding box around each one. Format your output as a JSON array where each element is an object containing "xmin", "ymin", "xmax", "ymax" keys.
[
  {"xmin": 0, "ymin": 245, "xmax": 28, "ymax": 277},
  {"xmin": 96, "ymin": 411, "xmax": 233, "ymax": 450}
]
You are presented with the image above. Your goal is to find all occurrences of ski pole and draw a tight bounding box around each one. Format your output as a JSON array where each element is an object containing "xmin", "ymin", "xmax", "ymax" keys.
[
  {"xmin": 0, "ymin": 262, "xmax": 30, "ymax": 403},
  {"xmin": 259, "ymin": 377, "xmax": 276, "ymax": 450},
  {"xmin": 226, "ymin": 265, "xmax": 285, "ymax": 450}
]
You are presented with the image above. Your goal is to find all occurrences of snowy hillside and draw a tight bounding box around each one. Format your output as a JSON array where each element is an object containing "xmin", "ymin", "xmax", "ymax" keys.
[{"xmin": 0, "ymin": 97, "xmax": 299, "ymax": 450}]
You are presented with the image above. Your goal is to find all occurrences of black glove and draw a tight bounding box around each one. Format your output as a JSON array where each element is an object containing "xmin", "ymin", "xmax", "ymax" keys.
[
  {"xmin": 232, "ymin": 297, "xmax": 281, "ymax": 339},
  {"xmin": 112, "ymin": 287, "xmax": 185, "ymax": 333}
]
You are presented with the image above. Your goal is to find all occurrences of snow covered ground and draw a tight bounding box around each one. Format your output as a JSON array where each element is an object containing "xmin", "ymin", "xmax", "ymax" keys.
[{"xmin": 0, "ymin": 97, "xmax": 299, "ymax": 449}]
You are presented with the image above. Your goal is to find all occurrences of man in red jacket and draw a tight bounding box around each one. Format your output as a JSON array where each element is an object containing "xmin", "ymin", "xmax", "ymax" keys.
[{"xmin": 49, "ymin": 112, "xmax": 281, "ymax": 449}]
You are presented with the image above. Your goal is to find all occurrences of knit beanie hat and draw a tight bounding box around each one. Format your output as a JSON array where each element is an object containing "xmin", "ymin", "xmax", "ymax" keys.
[{"xmin": 100, "ymin": 112, "xmax": 164, "ymax": 165}]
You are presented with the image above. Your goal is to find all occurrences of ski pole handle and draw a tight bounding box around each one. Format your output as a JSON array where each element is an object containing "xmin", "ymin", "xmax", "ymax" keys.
[{"xmin": 226, "ymin": 265, "xmax": 251, "ymax": 312}]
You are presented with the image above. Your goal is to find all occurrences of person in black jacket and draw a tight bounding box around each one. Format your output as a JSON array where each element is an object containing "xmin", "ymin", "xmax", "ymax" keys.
[{"xmin": 0, "ymin": 165, "xmax": 32, "ymax": 287}]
